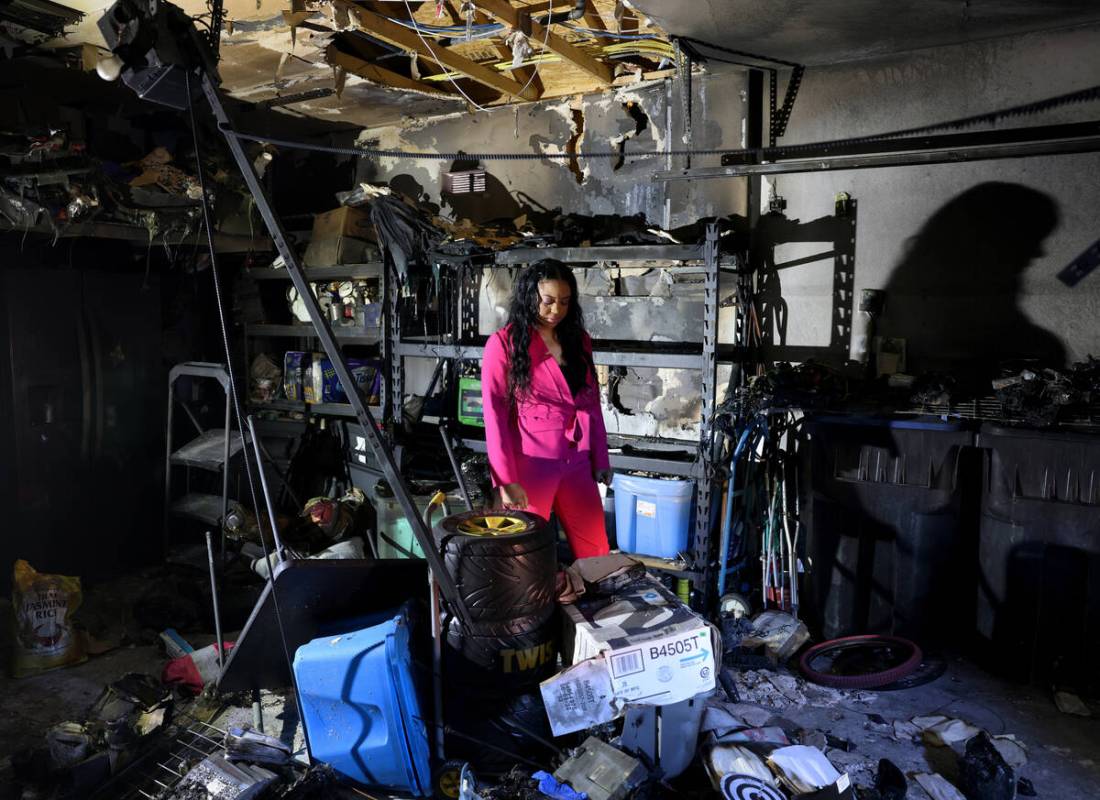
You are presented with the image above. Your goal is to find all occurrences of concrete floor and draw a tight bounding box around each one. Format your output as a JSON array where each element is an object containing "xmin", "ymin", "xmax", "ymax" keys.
[
  {"xmin": 0, "ymin": 642, "xmax": 164, "ymax": 799},
  {"xmin": 0, "ymin": 638, "xmax": 315, "ymax": 799},
  {"xmin": 0, "ymin": 625, "xmax": 1097, "ymax": 799},
  {"xmin": 723, "ymin": 657, "xmax": 1100, "ymax": 797},
  {"xmin": 0, "ymin": 643, "xmax": 166, "ymax": 761}
]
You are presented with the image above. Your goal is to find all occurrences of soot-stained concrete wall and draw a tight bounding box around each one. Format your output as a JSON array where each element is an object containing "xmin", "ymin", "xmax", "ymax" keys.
[
  {"xmin": 478, "ymin": 263, "xmax": 731, "ymax": 440},
  {"xmin": 355, "ymin": 71, "xmax": 747, "ymax": 230},
  {"xmin": 373, "ymin": 25, "xmax": 1100, "ymax": 436},
  {"xmin": 361, "ymin": 72, "xmax": 746, "ymax": 440},
  {"xmin": 755, "ymin": 24, "xmax": 1100, "ymax": 371}
]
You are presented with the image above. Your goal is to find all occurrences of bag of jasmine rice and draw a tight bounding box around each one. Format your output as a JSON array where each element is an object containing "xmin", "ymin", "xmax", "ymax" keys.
[{"xmin": 11, "ymin": 559, "xmax": 86, "ymax": 678}]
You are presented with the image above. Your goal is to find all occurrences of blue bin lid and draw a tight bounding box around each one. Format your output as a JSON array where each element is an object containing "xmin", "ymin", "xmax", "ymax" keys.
[
  {"xmin": 612, "ymin": 472, "xmax": 695, "ymax": 499},
  {"xmin": 809, "ymin": 414, "xmax": 967, "ymax": 431}
]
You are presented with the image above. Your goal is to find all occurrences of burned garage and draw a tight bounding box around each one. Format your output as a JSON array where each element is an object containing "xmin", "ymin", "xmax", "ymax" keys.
[{"xmin": 0, "ymin": 1, "xmax": 1099, "ymax": 799}]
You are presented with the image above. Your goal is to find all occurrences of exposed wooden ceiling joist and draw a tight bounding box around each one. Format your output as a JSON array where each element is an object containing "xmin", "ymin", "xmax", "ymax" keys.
[
  {"xmin": 332, "ymin": 0, "xmax": 541, "ymax": 101},
  {"xmin": 473, "ymin": 5, "xmax": 544, "ymax": 97},
  {"xmin": 582, "ymin": 2, "xmax": 608, "ymax": 32},
  {"xmin": 325, "ymin": 44, "xmax": 457, "ymax": 97},
  {"xmin": 476, "ymin": 0, "xmax": 613, "ymax": 86}
]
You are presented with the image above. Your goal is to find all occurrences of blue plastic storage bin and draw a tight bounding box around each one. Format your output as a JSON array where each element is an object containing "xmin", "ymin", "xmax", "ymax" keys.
[
  {"xmin": 611, "ymin": 474, "xmax": 694, "ymax": 558},
  {"xmin": 294, "ymin": 606, "xmax": 431, "ymax": 795}
]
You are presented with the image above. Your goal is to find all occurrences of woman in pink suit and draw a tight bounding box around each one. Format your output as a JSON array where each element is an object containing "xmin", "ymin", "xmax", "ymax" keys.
[{"xmin": 481, "ymin": 260, "xmax": 612, "ymax": 559}]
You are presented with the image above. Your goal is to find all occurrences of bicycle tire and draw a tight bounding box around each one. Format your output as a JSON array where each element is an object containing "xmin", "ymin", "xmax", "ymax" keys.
[{"xmin": 799, "ymin": 634, "xmax": 923, "ymax": 689}]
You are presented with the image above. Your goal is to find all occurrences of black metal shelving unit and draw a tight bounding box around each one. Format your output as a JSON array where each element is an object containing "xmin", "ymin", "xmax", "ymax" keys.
[
  {"xmin": 246, "ymin": 323, "xmax": 382, "ymax": 345},
  {"xmin": 390, "ymin": 226, "xmax": 733, "ymax": 590},
  {"xmin": 239, "ymin": 262, "xmax": 388, "ymax": 492},
  {"xmin": 241, "ymin": 262, "xmax": 387, "ymax": 418}
]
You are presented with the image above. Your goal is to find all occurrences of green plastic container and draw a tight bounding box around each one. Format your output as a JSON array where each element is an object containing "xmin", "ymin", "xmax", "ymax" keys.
[
  {"xmin": 370, "ymin": 483, "xmax": 461, "ymax": 559},
  {"xmin": 457, "ymin": 377, "xmax": 485, "ymax": 427}
]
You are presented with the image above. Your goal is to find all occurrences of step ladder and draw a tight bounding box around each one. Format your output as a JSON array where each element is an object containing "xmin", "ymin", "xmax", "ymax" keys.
[{"xmin": 164, "ymin": 362, "xmax": 248, "ymax": 560}]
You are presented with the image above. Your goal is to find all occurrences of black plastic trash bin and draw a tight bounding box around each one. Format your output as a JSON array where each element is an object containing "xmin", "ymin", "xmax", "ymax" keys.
[
  {"xmin": 975, "ymin": 424, "xmax": 1100, "ymax": 693},
  {"xmin": 804, "ymin": 416, "xmax": 975, "ymax": 645}
]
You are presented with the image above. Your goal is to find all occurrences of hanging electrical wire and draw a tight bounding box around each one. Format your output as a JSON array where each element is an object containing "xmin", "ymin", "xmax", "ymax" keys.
[
  {"xmin": 563, "ymin": 24, "xmax": 660, "ymax": 40},
  {"xmin": 601, "ymin": 39, "xmax": 674, "ymax": 60},
  {"xmin": 401, "ymin": 0, "xmax": 490, "ymax": 110},
  {"xmin": 377, "ymin": 13, "xmax": 665, "ymax": 40},
  {"xmin": 399, "ymin": 0, "xmax": 554, "ymax": 111},
  {"xmin": 416, "ymin": 36, "xmax": 672, "ymax": 81},
  {"xmin": 506, "ymin": 0, "xmax": 554, "ymax": 101},
  {"xmin": 386, "ymin": 18, "xmax": 501, "ymax": 37},
  {"xmin": 184, "ymin": 71, "xmax": 308, "ymax": 728},
  {"xmin": 421, "ymin": 52, "xmax": 559, "ymax": 81}
]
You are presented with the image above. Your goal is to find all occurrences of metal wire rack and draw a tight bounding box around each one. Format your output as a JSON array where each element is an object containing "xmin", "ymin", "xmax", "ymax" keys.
[
  {"xmin": 91, "ymin": 709, "xmax": 228, "ymax": 800},
  {"xmin": 900, "ymin": 396, "xmax": 1100, "ymax": 428}
]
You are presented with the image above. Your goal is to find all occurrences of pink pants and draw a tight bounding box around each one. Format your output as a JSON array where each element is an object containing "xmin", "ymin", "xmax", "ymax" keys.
[{"xmin": 516, "ymin": 452, "xmax": 609, "ymax": 560}]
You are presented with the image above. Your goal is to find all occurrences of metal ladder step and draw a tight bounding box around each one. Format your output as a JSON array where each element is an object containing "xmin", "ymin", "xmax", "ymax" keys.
[
  {"xmin": 169, "ymin": 493, "xmax": 225, "ymax": 526},
  {"xmin": 170, "ymin": 429, "xmax": 249, "ymax": 470}
]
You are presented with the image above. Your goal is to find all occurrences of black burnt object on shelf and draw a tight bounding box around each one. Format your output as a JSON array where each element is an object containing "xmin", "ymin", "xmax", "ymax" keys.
[
  {"xmin": 735, "ymin": 361, "xmax": 851, "ymax": 414},
  {"xmin": 550, "ymin": 212, "xmax": 666, "ymax": 247},
  {"xmin": 993, "ymin": 357, "xmax": 1100, "ymax": 428},
  {"xmin": 909, "ymin": 373, "xmax": 957, "ymax": 407},
  {"xmin": 368, "ymin": 192, "xmax": 443, "ymax": 282}
]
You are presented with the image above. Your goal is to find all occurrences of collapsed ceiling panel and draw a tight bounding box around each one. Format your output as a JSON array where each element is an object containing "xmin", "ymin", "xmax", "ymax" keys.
[
  {"xmin": 215, "ymin": 7, "xmax": 468, "ymax": 124},
  {"xmin": 276, "ymin": 0, "xmax": 679, "ymax": 120},
  {"xmin": 43, "ymin": 1, "xmax": 676, "ymax": 126}
]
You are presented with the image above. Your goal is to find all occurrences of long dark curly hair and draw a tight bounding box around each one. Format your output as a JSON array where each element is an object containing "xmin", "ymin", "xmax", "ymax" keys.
[{"xmin": 506, "ymin": 259, "xmax": 593, "ymax": 398}]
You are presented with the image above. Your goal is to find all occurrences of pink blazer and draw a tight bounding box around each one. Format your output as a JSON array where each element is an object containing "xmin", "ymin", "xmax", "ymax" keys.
[{"xmin": 482, "ymin": 324, "xmax": 611, "ymax": 487}]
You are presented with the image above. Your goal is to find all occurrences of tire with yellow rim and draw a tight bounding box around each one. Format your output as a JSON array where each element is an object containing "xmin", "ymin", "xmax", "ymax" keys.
[{"xmin": 433, "ymin": 509, "xmax": 556, "ymax": 624}]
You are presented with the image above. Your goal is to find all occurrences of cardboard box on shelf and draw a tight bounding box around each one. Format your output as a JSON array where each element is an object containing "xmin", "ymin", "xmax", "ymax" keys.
[
  {"xmin": 311, "ymin": 206, "xmax": 376, "ymax": 241},
  {"xmin": 303, "ymin": 236, "xmax": 379, "ymax": 268},
  {"xmin": 300, "ymin": 356, "xmax": 379, "ymax": 404},
  {"xmin": 283, "ymin": 351, "xmax": 309, "ymax": 402},
  {"xmin": 303, "ymin": 206, "xmax": 379, "ymax": 267}
]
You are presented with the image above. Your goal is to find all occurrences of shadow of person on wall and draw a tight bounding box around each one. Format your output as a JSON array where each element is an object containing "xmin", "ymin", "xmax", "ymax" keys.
[{"xmin": 879, "ymin": 182, "xmax": 1065, "ymax": 383}]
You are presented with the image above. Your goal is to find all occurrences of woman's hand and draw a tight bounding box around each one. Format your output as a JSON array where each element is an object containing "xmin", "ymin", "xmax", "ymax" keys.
[
  {"xmin": 593, "ymin": 469, "xmax": 614, "ymax": 486},
  {"xmin": 499, "ymin": 482, "xmax": 529, "ymax": 510}
]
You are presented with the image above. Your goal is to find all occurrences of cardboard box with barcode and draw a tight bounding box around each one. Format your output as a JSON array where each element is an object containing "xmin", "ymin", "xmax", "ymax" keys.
[{"xmin": 542, "ymin": 576, "xmax": 715, "ymax": 735}]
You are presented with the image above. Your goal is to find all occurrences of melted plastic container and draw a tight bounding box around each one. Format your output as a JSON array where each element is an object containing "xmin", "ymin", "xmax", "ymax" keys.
[{"xmin": 294, "ymin": 606, "xmax": 431, "ymax": 795}]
